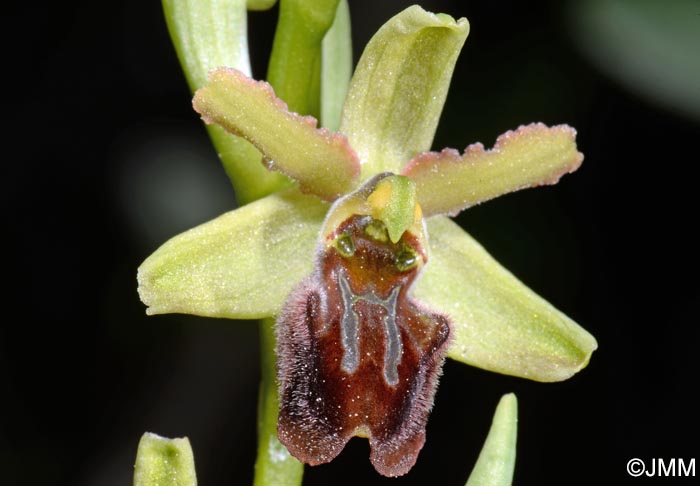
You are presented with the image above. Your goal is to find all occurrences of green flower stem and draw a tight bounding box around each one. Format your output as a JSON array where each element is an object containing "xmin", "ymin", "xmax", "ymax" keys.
[
  {"xmin": 252, "ymin": 5, "xmax": 347, "ymax": 484},
  {"xmin": 161, "ymin": 4, "xmax": 288, "ymax": 484},
  {"xmin": 162, "ymin": 0, "xmax": 289, "ymax": 204},
  {"xmin": 466, "ymin": 394, "xmax": 518, "ymax": 486},
  {"xmin": 254, "ymin": 319, "xmax": 304, "ymax": 486},
  {"xmin": 134, "ymin": 433, "xmax": 197, "ymax": 486},
  {"xmin": 267, "ymin": 0, "xmax": 341, "ymax": 118}
]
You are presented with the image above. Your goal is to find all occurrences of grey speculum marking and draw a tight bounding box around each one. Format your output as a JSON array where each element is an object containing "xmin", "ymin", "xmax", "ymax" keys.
[{"xmin": 338, "ymin": 272, "xmax": 402, "ymax": 386}]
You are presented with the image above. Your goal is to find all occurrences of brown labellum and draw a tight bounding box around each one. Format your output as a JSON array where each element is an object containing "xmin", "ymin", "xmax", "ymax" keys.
[{"xmin": 276, "ymin": 213, "xmax": 450, "ymax": 477}]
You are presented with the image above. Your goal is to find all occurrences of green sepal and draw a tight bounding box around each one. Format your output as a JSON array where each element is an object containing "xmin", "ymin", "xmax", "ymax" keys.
[
  {"xmin": 193, "ymin": 68, "xmax": 360, "ymax": 201},
  {"xmin": 137, "ymin": 188, "xmax": 327, "ymax": 319},
  {"xmin": 465, "ymin": 394, "xmax": 518, "ymax": 486},
  {"xmin": 339, "ymin": 5, "xmax": 469, "ymax": 178},
  {"xmin": 133, "ymin": 432, "xmax": 197, "ymax": 486},
  {"xmin": 413, "ymin": 217, "xmax": 597, "ymax": 382},
  {"xmin": 404, "ymin": 123, "xmax": 583, "ymax": 217}
]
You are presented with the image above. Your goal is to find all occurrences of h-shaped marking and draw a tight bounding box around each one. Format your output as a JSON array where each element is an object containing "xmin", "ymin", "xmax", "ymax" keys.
[{"xmin": 338, "ymin": 271, "xmax": 402, "ymax": 386}]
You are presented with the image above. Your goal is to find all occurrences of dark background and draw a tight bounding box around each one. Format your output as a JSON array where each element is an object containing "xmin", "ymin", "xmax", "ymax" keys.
[{"xmin": 4, "ymin": 1, "xmax": 699, "ymax": 485}]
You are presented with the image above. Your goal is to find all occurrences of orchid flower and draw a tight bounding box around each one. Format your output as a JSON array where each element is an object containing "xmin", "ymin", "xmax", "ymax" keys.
[{"xmin": 138, "ymin": 1, "xmax": 596, "ymax": 481}]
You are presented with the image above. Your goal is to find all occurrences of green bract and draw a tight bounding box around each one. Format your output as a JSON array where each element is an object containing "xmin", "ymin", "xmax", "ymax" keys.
[
  {"xmin": 466, "ymin": 394, "xmax": 518, "ymax": 486},
  {"xmin": 134, "ymin": 433, "xmax": 197, "ymax": 486},
  {"xmin": 267, "ymin": 0, "xmax": 341, "ymax": 118},
  {"xmin": 162, "ymin": 0, "xmax": 289, "ymax": 204},
  {"xmin": 140, "ymin": 4, "xmax": 596, "ymax": 383}
]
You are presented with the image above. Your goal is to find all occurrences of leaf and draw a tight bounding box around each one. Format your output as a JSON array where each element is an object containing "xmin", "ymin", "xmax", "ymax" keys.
[
  {"xmin": 137, "ymin": 189, "xmax": 327, "ymax": 319},
  {"xmin": 465, "ymin": 394, "xmax": 517, "ymax": 486},
  {"xmin": 193, "ymin": 68, "xmax": 360, "ymax": 201},
  {"xmin": 413, "ymin": 217, "xmax": 597, "ymax": 382},
  {"xmin": 339, "ymin": 6, "xmax": 469, "ymax": 178},
  {"xmin": 133, "ymin": 432, "xmax": 197, "ymax": 486},
  {"xmin": 403, "ymin": 123, "xmax": 583, "ymax": 217}
]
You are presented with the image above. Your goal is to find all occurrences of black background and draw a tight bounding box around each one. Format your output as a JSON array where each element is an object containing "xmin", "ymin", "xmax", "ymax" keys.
[{"xmin": 4, "ymin": 1, "xmax": 699, "ymax": 485}]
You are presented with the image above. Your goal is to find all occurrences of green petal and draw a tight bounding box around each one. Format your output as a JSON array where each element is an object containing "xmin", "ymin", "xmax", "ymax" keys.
[
  {"xmin": 404, "ymin": 123, "xmax": 583, "ymax": 217},
  {"xmin": 137, "ymin": 189, "xmax": 327, "ymax": 319},
  {"xmin": 413, "ymin": 217, "xmax": 597, "ymax": 382},
  {"xmin": 193, "ymin": 68, "xmax": 360, "ymax": 201},
  {"xmin": 465, "ymin": 394, "xmax": 517, "ymax": 486},
  {"xmin": 339, "ymin": 6, "xmax": 469, "ymax": 178},
  {"xmin": 134, "ymin": 433, "xmax": 197, "ymax": 486}
]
